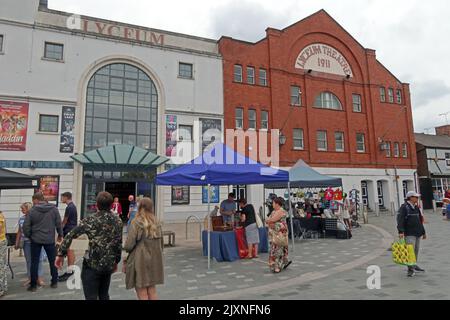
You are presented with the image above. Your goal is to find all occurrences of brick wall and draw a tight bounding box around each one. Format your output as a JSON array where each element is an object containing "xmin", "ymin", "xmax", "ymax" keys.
[{"xmin": 219, "ymin": 9, "xmax": 417, "ymax": 170}]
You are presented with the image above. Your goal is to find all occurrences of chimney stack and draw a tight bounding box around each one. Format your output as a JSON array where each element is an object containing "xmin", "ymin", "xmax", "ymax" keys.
[{"xmin": 435, "ymin": 125, "xmax": 450, "ymax": 136}]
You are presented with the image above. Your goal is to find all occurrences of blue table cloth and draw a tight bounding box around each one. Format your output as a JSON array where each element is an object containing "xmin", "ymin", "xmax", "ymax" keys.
[{"xmin": 202, "ymin": 228, "xmax": 268, "ymax": 262}]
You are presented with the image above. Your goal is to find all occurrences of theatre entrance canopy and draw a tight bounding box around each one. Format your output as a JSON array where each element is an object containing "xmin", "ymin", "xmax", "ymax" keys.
[
  {"xmin": 71, "ymin": 144, "xmax": 169, "ymax": 218},
  {"xmin": 71, "ymin": 144, "xmax": 169, "ymax": 172}
]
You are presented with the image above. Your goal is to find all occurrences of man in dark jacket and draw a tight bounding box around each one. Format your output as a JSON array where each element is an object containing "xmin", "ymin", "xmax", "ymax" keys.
[
  {"xmin": 23, "ymin": 192, "xmax": 63, "ymax": 291},
  {"xmin": 397, "ymin": 191, "xmax": 427, "ymax": 277}
]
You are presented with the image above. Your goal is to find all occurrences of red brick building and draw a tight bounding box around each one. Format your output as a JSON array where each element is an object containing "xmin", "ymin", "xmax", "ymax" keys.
[{"xmin": 219, "ymin": 10, "xmax": 418, "ymax": 211}]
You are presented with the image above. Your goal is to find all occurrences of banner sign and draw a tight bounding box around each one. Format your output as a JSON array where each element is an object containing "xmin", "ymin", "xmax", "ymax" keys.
[
  {"xmin": 60, "ymin": 106, "xmax": 76, "ymax": 153},
  {"xmin": 171, "ymin": 186, "xmax": 190, "ymax": 205},
  {"xmin": 35, "ymin": 176, "xmax": 60, "ymax": 205},
  {"xmin": 202, "ymin": 186, "xmax": 220, "ymax": 204},
  {"xmin": 165, "ymin": 115, "xmax": 177, "ymax": 157},
  {"xmin": 200, "ymin": 118, "xmax": 222, "ymax": 152},
  {"xmin": 0, "ymin": 101, "xmax": 29, "ymax": 151}
]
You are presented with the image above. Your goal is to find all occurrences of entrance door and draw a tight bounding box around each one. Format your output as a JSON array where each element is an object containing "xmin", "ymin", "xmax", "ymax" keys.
[
  {"xmin": 232, "ymin": 185, "xmax": 247, "ymax": 211},
  {"xmin": 361, "ymin": 181, "xmax": 369, "ymax": 209},
  {"xmin": 377, "ymin": 181, "xmax": 385, "ymax": 208},
  {"xmin": 105, "ymin": 182, "xmax": 136, "ymax": 220},
  {"xmin": 402, "ymin": 181, "xmax": 408, "ymax": 200}
]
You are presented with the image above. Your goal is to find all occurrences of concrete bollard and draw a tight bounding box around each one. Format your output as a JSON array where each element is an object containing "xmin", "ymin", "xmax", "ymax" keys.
[{"xmin": 432, "ymin": 200, "xmax": 437, "ymax": 213}]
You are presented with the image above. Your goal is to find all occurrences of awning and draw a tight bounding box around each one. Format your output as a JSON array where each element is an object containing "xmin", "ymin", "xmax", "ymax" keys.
[
  {"xmin": 0, "ymin": 168, "xmax": 39, "ymax": 190},
  {"xmin": 71, "ymin": 144, "xmax": 170, "ymax": 171},
  {"xmin": 265, "ymin": 159, "xmax": 342, "ymax": 189}
]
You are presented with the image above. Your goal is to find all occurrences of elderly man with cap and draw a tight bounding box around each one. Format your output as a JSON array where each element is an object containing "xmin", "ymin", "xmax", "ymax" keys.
[{"xmin": 397, "ymin": 191, "xmax": 427, "ymax": 277}]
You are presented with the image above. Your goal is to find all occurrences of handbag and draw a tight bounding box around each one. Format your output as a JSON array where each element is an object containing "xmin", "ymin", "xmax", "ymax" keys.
[
  {"xmin": 255, "ymin": 213, "xmax": 263, "ymax": 228},
  {"xmin": 392, "ymin": 239, "xmax": 416, "ymax": 266},
  {"xmin": 269, "ymin": 222, "xmax": 288, "ymax": 247}
]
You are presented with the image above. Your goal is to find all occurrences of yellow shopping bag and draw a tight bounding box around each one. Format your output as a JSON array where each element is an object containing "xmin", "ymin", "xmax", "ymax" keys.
[{"xmin": 392, "ymin": 239, "xmax": 417, "ymax": 266}]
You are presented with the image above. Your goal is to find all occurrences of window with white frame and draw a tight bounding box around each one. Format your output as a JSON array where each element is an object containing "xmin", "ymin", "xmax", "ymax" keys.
[
  {"xmin": 317, "ymin": 130, "xmax": 327, "ymax": 151},
  {"xmin": 396, "ymin": 89, "xmax": 402, "ymax": 104},
  {"xmin": 380, "ymin": 87, "xmax": 386, "ymax": 102},
  {"xmin": 234, "ymin": 65, "xmax": 243, "ymax": 82},
  {"xmin": 248, "ymin": 109, "xmax": 256, "ymax": 129},
  {"xmin": 335, "ymin": 132, "xmax": 345, "ymax": 152},
  {"xmin": 388, "ymin": 88, "xmax": 394, "ymax": 103},
  {"xmin": 386, "ymin": 142, "xmax": 391, "ymax": 157},
  {"xmin": 314, "ymin": 92, "xmax": 342, "ymax": 110},
  {"xmin": 44, "ymin": 42, "xmax": 64, "ymax": 61},
  {"xmin": 39, "ymin": 114, "xmax": 59, "ymax": 133},
  {"xmin": 178, "ymin": 62, "xmax": 193, "ymax": 79},
  {"xmin": 259, "ymin": 68, "xmax": 267, "ymax": 86},
  {"xmin": 247, "ymin": 67, "xmax": 255, "ymax": 85},
  {"xmin": 402, "ymin": 143, "xmax": 408, "ymax": 158},
  {"xmin": 445, "ymin": 153, "xmax": 450, "ymax": 167},
  {"xmin": 178, "ymin": 125, "xmax": 193, "ymax": 141},
  {"xmin": 293, "ymin": 129, "xmax": 304, "ymax": 150},
  {"xmin": 356, "ymin": 133, "xmax": 365, "ymax": 153},
  {"xmin": 235, "ymin": 107, "xmax": 243, "ymax": 128},
  {"xmin": 394, "ymin": 142, "xmax": 400, "ymax": 157},
  {"xmin": 290, "ymin": 86, "xmax": 301, "ymax": 106},
  {"xmin": 261, "ymin": 111, "xmax": 268, "ymax": 130},
  {"xmin": 352, "ymin": 94, "xmax": 362, "ymax": 112}
]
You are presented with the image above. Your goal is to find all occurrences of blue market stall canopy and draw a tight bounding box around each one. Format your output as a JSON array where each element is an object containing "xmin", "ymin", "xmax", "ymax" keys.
[
  {"xmin": 71, "ymin": 144, "xmax": 169, "ymax": 171},
  {"xmin": 265, "ymin": 159, "xmax": 342, "ymax": 189},
  {"xmin": 0, "ymin": 168, "xmax": 39, "ymax": 190},
  {"xmin": 156, "ymin": 143, "xmax": 289, "ymax": 186}
]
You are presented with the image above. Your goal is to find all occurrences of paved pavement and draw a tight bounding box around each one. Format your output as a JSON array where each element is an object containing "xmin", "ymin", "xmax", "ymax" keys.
[{"xmin": 1, "ymin": 210, "xmax": 447, "ymax": 300}]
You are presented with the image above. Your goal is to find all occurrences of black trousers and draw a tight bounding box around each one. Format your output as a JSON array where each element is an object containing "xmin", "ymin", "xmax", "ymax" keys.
[
  {"xmin": 30, "ymin": 242, "xmax": 58, "ymax": 288},
  {"xmin": 81, "ymin": 262, "xmax": 112, "ymax": 300}
]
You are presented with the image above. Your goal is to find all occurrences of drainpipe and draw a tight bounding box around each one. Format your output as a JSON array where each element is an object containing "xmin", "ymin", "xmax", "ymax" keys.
[{"xmin": 394, "ymin": 166, "xmax": 401, "ymax": 210}]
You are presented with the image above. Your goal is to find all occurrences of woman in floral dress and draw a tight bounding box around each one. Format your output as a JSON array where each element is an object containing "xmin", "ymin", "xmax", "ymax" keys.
[{"xmin": 266, "ymin": 197, "xmax": 292, "ymax": 273}]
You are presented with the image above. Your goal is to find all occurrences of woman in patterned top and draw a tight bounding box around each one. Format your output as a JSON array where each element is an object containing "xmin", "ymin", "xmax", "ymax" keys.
[{"xmin": 266, "ymin": 197, "xmax": 292, "ymax": 273}]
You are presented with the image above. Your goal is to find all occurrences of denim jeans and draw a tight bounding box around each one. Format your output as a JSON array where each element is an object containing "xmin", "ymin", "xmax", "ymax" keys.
[
  {"xmin": 30, "ymin": 242, "xmax": 58, "ymax": 288},
  {"xmin": 23, "ymin": 241, "xmax": 44, "ymax": 278},
  {"xmin": 81, "ymin": 261, "xmax": 112, "ymax": 300}
]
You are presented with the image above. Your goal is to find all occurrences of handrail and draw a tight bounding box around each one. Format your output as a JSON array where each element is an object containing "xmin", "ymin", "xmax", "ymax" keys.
[{"xmin": 186, "ymin": 215, "xmax": 202, "ymax": 241}]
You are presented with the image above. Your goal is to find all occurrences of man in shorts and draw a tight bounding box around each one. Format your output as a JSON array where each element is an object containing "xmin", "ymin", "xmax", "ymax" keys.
[{"xmin": 58, "ymin": 192, "xmax": 78, "ymax": 282}]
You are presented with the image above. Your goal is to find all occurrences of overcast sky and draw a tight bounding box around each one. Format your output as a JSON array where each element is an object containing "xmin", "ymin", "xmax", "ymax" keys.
[{"xmin": 50, "ymin": 0, "xmax": 450, "ymax": 134}]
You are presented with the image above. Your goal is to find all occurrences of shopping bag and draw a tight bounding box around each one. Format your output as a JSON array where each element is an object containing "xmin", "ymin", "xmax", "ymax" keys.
[{"xmin": 391, "ymin": 239, "xmax": 416, "ymax": 266}]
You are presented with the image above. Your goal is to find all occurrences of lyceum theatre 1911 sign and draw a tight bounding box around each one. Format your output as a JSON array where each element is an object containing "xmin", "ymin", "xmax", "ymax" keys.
[{"xmin": 295, "ymin": 43, "xmax": 353, "ymax": 77}]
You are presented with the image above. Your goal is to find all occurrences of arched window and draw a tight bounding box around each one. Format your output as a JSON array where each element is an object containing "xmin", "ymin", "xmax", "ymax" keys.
[
  {"xmin": 84, "ymin": 63, "xmax": 158, "ymax": 153},
  {"xmin": 314, "ymin": 92, "xmax": 343, "ymax": 110}
]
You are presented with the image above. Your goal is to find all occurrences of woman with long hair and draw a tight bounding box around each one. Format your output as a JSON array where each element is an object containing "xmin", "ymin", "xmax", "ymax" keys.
[
  {"xmin": 15, "ymin": 202, "xmax": 45, "ymax": 287},
  {"xmin": 266, "ymin": 197, "xmax": 292, "ymax": 273},
  {"xmin": 123, "ymin": 197, "xmax": 164, "ymax": 300}
]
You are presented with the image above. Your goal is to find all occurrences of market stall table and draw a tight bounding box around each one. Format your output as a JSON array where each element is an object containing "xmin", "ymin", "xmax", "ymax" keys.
[{"xmin": 202, "ymin": 228, "xmax": 268, "ymax": 262}]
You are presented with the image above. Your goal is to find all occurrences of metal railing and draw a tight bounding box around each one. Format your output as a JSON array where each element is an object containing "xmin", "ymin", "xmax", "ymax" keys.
[{"xmin": 185, "ymin": 215, "xmax": 202, "ymax": 242}]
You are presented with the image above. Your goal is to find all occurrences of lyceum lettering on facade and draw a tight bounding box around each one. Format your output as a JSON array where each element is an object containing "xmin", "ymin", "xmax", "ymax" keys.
[
  {"xmin": 82, "ymin": 19, "xmax": 164, "ymax": 45},
  {"xmin": 295, "ymin": 43, "xmax": 353, "ymax": 77}
]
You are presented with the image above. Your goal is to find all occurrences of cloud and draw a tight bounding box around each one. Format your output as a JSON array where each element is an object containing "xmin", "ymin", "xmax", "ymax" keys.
[
  {"xmin": 209, "ymin": 0, "xmax": 292, "ymax": 41},
  {"xmin": 410, "ymin": 80, "xmax": 450, "ymax": 109}
]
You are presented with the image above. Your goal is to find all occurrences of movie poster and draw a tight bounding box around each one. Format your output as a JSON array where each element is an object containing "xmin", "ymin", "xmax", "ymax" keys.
[
  {"xmin": 202, "ymin": 185, "xmax": 220, "ymax": 204},
  {"xmin": 0, "ymin": 101, "xmax": 29, "ymax": 151},
  {"xmin": 60, "ymin": 106, "xmax": 76, "ymax": 153},
  {"xmin": 165, "ymin": 115, "xmax": 177, "ymax": 157},
  {"xmin": 35, "ymin": 176, "xmax": 60, "ymax": 205},
  {"xmin": 171, "ymin": 186, "xmax": 190, "ymax": 205},
  {"xmin": 200, "ymin": 118, "xmax": 222, "ymax": 152}
]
